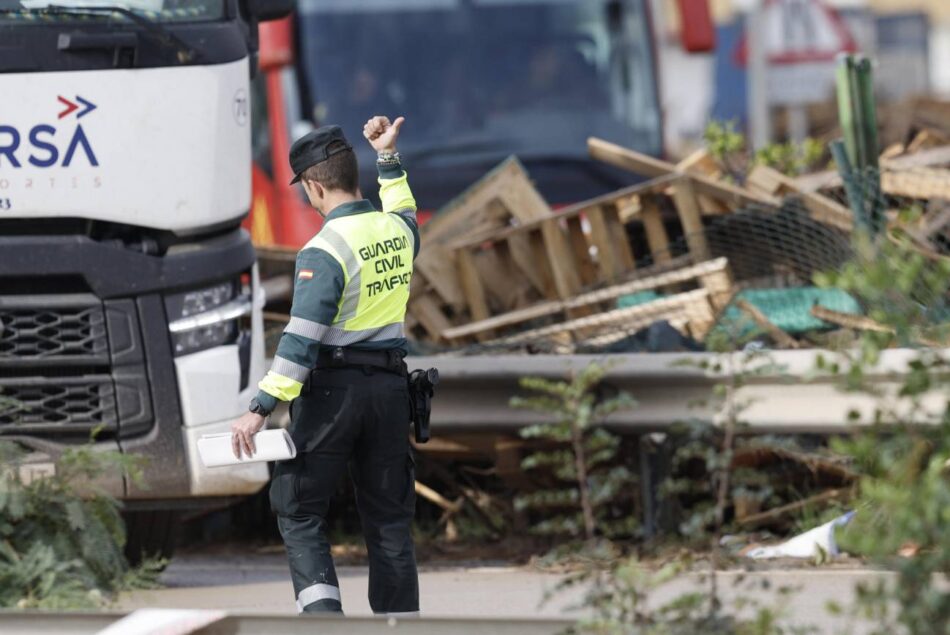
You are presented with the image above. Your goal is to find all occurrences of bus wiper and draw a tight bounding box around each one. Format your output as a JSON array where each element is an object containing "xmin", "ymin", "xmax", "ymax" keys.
[{"xmin": 42, "ymin": 4, "xmax": 200, "ymax": 64}]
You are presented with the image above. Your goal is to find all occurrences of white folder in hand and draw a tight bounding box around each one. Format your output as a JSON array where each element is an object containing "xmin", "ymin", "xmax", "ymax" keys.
[{"xmin": 197, "ymin": 429, "xmax": 297, "ymax": 467}]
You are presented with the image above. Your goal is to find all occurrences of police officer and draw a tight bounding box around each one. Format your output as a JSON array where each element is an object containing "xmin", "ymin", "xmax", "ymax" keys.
[{"xmin": 230, "ymin": 115, "xmax": 420, "ymax": 615}]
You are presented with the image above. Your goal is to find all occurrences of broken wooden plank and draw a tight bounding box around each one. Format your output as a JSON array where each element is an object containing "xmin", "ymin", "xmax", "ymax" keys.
[
  {"xmin": 440, "ymin": 256, "xmax": 723, "ymax": 340},
  {"xmin": 529, "ymin": 230, "xmax": 558, "ymax": 299},
  {"xmin": 487, "ymin": 288, "xmax": 713, "ymax": 347},
  {"xmin": 676, "ymin": 147, "xmax": 721, "ymax": 177},
  {"xmin": 507, "ymin": 232, "xmax": 548, "ymax": 295},
  {"xmin": 882, "ymin": 168, "xmax": 950, "ymax": 200},
  {"xmin": 797, "ymin": 144, "xmax": 950, "ymax": 193},
  {"xmin": 587, "ymin": 136, "xmax": 678, "ymax": 178},
  {"xmin": 685, "ymin": 293, "xmax": 717, "ymax": 341},
  {"xmin": 879, "ymin": 143, "xmax": 905, "ymax": 161},
  {"xmin": 538, "ymin": 217, "xmax": 583, "ymax": 299},
  {"xmin": 449, "ymin": 173, "xmax": 680, "ymax": 250},
  {"xmin": 414, "ymin": 244, "xmax": 466, "ymax": 310},
  {"xmin": 691, "ymin": 173, "xmax": 780, "ymax": 209},
  {"xmin": 906, "ymin": 129, "xmax": 947, "ymax": 154},
  {"xmin": 640, "ymin": 196, "xmax": 673, "ymax": 265},
  {"xmin": 617, "ymin": 194, "xmax": 641, "ymax": 223},
  {"xmin": 885, "ymin": 144, "xmax": 950, "ymax": 171},
  {"xmin": 698, "ymin": 194, "xmax": 734, "ymax": 216},
  {"xmin": 564, "ymin": 215, "xmax": 599, "ymax": 286},
  {"xmin": 421, "ymin": 156, "xmax": 548, "ymax": 244},
  {"xmin": 810, "ymin": 306, "xmax": 894, "ymax": 338},
  {"xmin": 749, "ymin": 165, "xmax": 854, "ymax": 232},
  {"xmin": 413, "ymin": 156, "xmax": 556, "ymax": 316},
  {"xmin": 810, "ymin": 305, "xmax": 944, "ymax": 347},
  {"xmin": 415, "ymin": 480, "xmax": 463, "ymax": 514},
  {"xmin": 737, "ymin": 488, "xmax": 850, "ymax": 529},
  {"xmin": 670, "ymin": 179, "xmax": 710, "ymax": 260},
  {"xmin": 408, "ymin": 294, "xmax": 455, "ymax": 341},
  {"xmin": 587, "ymin": 204, "xmax": 624, "ymax": 282},
  {"xmin": 746, "ymin": 164, "xmax": 786, "ymax": 196},
  {"xmin": 605, "ymin": 202, "xmax": 636, "ymax": 271},
  {"xmin": 737, "ymin": 299, "xmax": 800, "ymax": 349},
  {"xmin": 473, "ymin": 246, "xmax": 534, "ymax": 312},
  {"xmin": 587, "ymin": 137, "xmax": 779, "ymax": 210},
  {"xmin": 699, "ymin": 265, "xmax": 736, "ymax": 313},
  {"xmin": 456, "ymin": 248, "xmax": 493, "ymax": 339}
]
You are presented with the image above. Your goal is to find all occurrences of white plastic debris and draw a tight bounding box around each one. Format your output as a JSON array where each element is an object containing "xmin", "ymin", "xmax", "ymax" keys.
[{"xmin": 746, "ymin": 511, "xmax": 855, "ymax": 560}]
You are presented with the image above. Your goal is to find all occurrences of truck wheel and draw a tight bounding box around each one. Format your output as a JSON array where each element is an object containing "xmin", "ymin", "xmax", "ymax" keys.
[{"xmin": 123, "ymin": 510, "xmax": 179, "ymax": 567}]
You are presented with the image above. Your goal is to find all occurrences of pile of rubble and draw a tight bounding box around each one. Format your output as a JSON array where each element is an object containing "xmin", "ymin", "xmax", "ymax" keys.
[{"xmin": 405, "ymin": 131, "xmax": 949, "ymax": 353}]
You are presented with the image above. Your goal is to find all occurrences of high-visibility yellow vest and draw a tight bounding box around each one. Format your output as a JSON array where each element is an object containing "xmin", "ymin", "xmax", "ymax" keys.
[{"xmin": 255, "ymin": 168, "xmax": 418, "ymax": 409}]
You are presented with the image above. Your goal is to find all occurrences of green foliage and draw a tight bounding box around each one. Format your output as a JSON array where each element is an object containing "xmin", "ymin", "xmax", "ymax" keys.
[
  {"xmin": 511, "ymin": 363, "xmax": 636, "ymax": 542},
  {"xmin": 814, "ymin": 229, "xmax": 950, "ymax": 357},
  {"xmin": 753, "ymin": 138, "xmax": 824, "ymax": 177},
  {"xmin": 704, "ymin": 120, "xmax": 746, "ymax": 163},
  {"xmin": 813, "ymin": 228, "xmax": 950, "ymax": 633},
  {"xmin": 0, "ymin": 438, "xmax": 162, "ymax": 609},
  {"xmin": 702, "ymin": 119, "xmax": 826, "ymax": 180},
  {"xmin": 540, "ymin": 356, "xmax": 807, "ymax": 634}
]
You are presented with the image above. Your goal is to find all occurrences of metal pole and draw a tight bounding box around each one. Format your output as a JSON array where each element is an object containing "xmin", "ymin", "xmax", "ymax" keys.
[{"xmin": 747, "ymin": 0, "xmax": 771, "ymax": 149}]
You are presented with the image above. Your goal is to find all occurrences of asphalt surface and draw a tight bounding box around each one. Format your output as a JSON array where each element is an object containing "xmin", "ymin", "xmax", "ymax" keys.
[{"xmin": 117, "ymin": 552, "xmax": 889, "ymax": 633}]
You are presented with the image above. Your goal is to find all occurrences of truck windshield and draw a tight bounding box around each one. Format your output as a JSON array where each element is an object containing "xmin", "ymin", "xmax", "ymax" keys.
[
  {"xmin": 296, "ymin": 0, "xmax": 661, "ymax": 166},
  {"xmin": 0, "ymin": 0, "xmax": 225, "ymax": 22}
]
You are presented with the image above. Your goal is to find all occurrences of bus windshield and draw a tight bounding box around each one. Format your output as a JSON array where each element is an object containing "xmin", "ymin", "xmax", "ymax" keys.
[{"xmin": 296, "ymin": 0, "xmax": 661, "ymax": 170}]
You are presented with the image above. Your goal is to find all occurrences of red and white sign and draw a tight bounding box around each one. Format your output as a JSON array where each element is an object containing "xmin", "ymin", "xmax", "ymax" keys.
[{"xmin": 735, "ymin": 0, "xmax": 857, "ymax": 66}]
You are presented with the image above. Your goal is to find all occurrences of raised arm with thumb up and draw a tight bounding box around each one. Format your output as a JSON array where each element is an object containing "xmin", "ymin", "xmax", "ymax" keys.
[{"xmin": 363, "ymin": 115, "xmax": 405, "ymax": 153}]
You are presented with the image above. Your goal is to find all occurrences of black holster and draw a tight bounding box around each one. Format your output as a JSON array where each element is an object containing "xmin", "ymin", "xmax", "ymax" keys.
[{"xmin": 407, "ymin": 368, "xmax": 438, "ymax": 444}]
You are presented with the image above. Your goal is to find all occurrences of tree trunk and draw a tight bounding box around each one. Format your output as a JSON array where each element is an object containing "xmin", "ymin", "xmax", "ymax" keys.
[{"xmin": 571, "ymin": 413, "xmax": 596, "ymax": 542}]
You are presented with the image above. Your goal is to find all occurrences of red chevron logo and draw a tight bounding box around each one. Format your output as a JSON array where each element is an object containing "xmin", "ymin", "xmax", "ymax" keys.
[{"xmin": 57, "ymin": 95, "xmax": 78, "ymax": 119}]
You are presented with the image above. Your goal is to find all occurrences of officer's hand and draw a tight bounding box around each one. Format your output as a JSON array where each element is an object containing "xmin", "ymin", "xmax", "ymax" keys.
[
  {"xmin": 363, "ymin": 115, "xmax": 404, "ymax": 153},
  {"xmin": 231, "ymin": 411, "xmax": 266, "ymax": 459}
]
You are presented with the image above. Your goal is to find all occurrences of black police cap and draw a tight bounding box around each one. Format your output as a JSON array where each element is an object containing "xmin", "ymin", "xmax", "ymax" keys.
[{"xmin": 288, "ymin": 125, "xmax": 352, "ymax": 185}]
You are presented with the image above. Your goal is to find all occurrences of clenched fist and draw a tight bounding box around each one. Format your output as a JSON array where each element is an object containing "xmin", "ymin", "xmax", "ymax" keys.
[{"xmin": 363, "ymin": 115, "xmax": 404, "ymax": 153}]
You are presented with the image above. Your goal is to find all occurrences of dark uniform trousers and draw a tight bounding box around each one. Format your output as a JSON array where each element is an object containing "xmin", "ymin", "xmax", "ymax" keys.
[{"xmin": 269, "ymin": 363, "xmax": 419, "ymax": 614}]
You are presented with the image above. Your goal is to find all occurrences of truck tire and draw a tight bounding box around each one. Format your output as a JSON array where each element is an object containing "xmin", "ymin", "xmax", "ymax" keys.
[{"xmin": 123, "ymin": 510, "xmax": 179, "ymax": 566}]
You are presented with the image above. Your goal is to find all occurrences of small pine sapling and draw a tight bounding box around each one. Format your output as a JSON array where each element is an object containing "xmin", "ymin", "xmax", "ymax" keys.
[{"xmin": 511, "ymin": 362, "xmax": 637, "ymax": 544}]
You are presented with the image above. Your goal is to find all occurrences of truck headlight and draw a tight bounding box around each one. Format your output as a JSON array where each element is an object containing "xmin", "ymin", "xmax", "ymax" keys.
[{"xmin": 165, "ymin": 280, "xmax": 252, "ymax": 356}]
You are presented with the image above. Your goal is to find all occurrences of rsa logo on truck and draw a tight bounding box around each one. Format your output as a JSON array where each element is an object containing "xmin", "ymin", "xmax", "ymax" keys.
[{"xmin": 0, "ymin": 95, "xmax": 99, "ymax": 168}]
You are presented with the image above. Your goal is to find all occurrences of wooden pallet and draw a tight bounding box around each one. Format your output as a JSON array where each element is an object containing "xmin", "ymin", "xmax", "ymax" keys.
[
  {"xmin": 441, "ymin": 257, "xmax": 732, "ymax": 342},
  {"xmin": 407, "ymin": 157, "xmax": 555, "ymax": 341}
]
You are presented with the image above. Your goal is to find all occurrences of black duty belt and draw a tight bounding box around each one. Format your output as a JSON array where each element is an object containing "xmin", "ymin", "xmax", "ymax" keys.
[{"xmin": 316, "ymin": 347, "xmax": 407, "ymax": 375}]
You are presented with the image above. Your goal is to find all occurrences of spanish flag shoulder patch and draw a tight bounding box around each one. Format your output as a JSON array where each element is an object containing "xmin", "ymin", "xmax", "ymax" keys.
[{"xmin": 298, "ymin": 269, "xmax": 314, "ymax": 280}]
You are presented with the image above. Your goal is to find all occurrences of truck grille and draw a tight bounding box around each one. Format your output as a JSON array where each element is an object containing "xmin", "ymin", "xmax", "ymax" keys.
[
  {"xmin": 0, "ymin": 377, "xmax": 116, "ymax": 436},
  {"xmin": 0, "ymin": 304, "xmax": 108, "ymax": 360},
  {"xmin": 0, "ymin": 293, "xmax": 152, "ymax": 440}
]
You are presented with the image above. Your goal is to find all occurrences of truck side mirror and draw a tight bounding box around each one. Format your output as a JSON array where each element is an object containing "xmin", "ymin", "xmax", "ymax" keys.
[{"xmin": 244, "ymin": 0, "xmax": 295, "ymax": 22}]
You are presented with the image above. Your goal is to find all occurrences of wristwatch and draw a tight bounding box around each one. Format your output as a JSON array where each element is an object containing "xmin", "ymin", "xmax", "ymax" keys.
[
  {"xmin": 376, "ymin": 150, "xmax": 401, "ymax": 166},
  {"xmin": 248, "ymin": 397, "xmax": 271, "ymax": 417}
]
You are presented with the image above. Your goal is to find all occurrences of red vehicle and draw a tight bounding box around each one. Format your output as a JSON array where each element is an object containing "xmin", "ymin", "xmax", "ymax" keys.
[{"xmin": 247, "ymin": 0, "xmax": 714, "ymax": 249}]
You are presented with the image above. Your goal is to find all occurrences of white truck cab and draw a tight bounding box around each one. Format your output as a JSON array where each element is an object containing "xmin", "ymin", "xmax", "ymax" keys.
[{"xmin": 0, "ymin": 0, "xmax": 291, "ymax": 556}]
